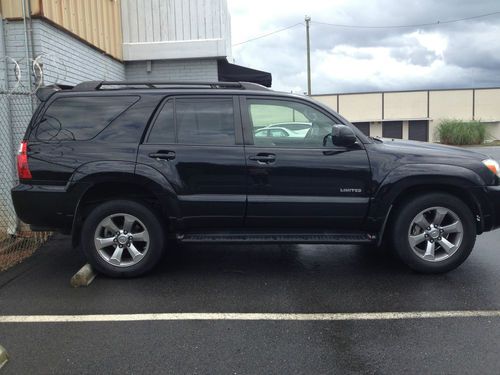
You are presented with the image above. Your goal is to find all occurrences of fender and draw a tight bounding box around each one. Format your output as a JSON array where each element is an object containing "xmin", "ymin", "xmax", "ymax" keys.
[
  {"xmin": 69, "ymin": 161, "xmax": 180, "ymax": 246},
  {"xmin": 366, "ymin": 164, "xmax": 485, "ymax": 233},
  {"xmin": 134, "ymin": 162, "xmax": 180, "ymax": 218}
]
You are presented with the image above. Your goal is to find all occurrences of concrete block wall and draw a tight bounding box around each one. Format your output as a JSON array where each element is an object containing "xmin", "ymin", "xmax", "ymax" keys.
[
  {"xmin": 0, "ymin": 19, "xmax": 125, "ymax": 233},
  {"xmin": 0, "ymin": 18, "xmax": 17, "ymax": 234},
  {"xmin": 33, "ymin": 20, "xmax": 125, "ymax": 86},
  {"xmin": 125, "ymin": 59, "xmax": 219, "ymax": 82},
  {"xmin": 3, "ymin": 19, "xmax": 125, "ymax": 147}
]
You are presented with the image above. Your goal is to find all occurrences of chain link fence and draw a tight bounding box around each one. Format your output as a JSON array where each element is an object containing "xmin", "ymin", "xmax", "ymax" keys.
[{"xmin": 0, "ymin": 87, "xmax": 52, "ymax": 272}]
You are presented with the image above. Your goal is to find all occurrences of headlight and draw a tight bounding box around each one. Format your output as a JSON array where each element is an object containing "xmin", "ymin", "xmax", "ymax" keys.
[{"xmin": 482, "ymin": 159, "xmax": 500, "ymax": 177}]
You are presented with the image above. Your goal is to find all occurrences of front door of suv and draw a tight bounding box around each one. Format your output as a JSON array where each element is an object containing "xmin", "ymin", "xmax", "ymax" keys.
[
  {"xmin": 241, "ymin": 97, "xmax": 371, "ymax": 230},
  {"xmin": 137, "ymin": 95, "xmax": 246, "ymax": 229}
]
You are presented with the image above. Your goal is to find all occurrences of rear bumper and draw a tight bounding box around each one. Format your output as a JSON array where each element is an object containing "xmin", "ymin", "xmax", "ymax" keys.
[{"xmin": 11, "ymin": 183, "xmax": 80, "ymax": 231}]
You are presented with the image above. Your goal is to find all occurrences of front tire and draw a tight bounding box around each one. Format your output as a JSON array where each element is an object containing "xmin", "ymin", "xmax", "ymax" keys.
[
  {"xmin": 81, "ymin": 200, "xmax": 165, "ymax": 278},
  {"xmin": 391, "ymin": 193, "xmax": 476, "ymax": 273}
]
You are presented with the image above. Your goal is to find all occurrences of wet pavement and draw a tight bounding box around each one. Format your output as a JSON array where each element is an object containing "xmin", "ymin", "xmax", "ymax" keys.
[{"xmin": 0, "ymin": 229, "xmax": 500, "ymax": 374}]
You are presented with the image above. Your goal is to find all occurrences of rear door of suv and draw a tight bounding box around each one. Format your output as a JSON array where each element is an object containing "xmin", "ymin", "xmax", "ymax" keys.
[
  {"xmin": 241, "ymin": 96, "xmax": 371, "ymax": 230},
  {"xmin": 137, "ymin": 94, "xmax": 247, "ymax": 229}
]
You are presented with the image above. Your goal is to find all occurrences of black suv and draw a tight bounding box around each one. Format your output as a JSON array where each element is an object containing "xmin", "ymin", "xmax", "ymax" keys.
[{"xmin": 12, "ymin": 81, "xmax": 500, "ymax": 277}]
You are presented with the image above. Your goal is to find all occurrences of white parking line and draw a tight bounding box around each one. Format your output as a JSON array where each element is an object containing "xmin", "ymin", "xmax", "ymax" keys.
[{"xmin": 1, "ymin": 310, "xmax": 500, "ymax": 323}]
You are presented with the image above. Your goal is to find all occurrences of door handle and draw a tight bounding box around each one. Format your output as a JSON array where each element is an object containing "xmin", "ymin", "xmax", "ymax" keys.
[
  {"xmin": 149, "ymin": 151, "xmax": 176, "ymax": 160},
  {"xmin": 248, "ymin": 153, "xmax": 276, "ymax": 164}
]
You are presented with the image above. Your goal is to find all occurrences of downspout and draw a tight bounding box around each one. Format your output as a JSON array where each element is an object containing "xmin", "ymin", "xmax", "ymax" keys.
[
  {"xmin": 26, "ymin": 0, "xmax": 36, "ymax": 65},
  {"xmin": 26, "ymin": 0, "xmax": 37, "ymax": 90},
  {"xmin": 21, "ymin": 0, "xmax": 33, "ymax": 100}
]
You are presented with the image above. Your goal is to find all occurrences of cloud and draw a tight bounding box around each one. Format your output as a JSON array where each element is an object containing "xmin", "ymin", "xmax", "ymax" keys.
[{"xmin": 228, "ymin": 0, "xmax": 500, "ymax": 94}]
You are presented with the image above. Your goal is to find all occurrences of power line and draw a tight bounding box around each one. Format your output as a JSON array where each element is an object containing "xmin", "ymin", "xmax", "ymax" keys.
[
  {"xmin": 231, "ymin": 10, "xmax": 500, "ymax": 47},
  {"xmin": 313, "ymin": 10, "xmax": 500, "ymax": 29},
  {"xmin": 232, "ymin": 23, "xmax": 303, "ymax": 46}
]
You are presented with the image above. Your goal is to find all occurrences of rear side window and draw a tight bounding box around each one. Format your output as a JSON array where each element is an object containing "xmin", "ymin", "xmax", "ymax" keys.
[
  {"xmin": 147, "ymin": 97, "xmax": 235, "ymax": 145},
  {"xmin": 148, "ymin": 100, "xmax": 175, "ymax": 144},
  {"xmin": 35, "ymin": 96, "xmax": 138, "ymax": 141}
]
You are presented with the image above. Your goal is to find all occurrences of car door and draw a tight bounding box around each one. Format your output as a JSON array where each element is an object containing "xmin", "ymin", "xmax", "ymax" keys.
[
  {"xmin": 137, "ymin": 95, "xmax": 247, "ymax": 229},
  {"xmin": 241, "ymin": 96, "xmax": 371, "ymax": 230}
]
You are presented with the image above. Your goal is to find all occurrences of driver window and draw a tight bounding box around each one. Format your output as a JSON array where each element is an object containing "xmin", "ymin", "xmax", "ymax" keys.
[{"xmin": 247, "ymin": 99, "xmax": 340, "ymax": 148}]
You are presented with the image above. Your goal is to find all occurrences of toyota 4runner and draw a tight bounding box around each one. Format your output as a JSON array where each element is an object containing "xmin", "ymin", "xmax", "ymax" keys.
[{"xmin": 11, "ymin": 81, "xmax": 500, "ymax": 277}]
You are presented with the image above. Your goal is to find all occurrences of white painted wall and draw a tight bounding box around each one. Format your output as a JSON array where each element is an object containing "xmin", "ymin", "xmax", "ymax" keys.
[{"xmin": 121, "ymin": 0, "xmax": 232, "ymax": 61}]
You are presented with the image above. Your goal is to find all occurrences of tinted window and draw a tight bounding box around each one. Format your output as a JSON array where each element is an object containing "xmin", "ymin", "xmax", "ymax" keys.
[
  {"xmin": 248, "ymin": 99, "xmax": 340, "ymax": 148},
  {"xmin": 176, "ymin": 98, "xmax": 235, "ymax": 145},
  {"xmin": 35, "ymin": 96, "xmax": 138, "ymax": 141},
  {"xmin": 147, "ymin": 100, "xmax": 175, "ymax": 143}
]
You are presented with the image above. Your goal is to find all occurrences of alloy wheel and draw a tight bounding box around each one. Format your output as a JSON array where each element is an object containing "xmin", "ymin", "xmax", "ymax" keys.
[
  {"xmin": 408, "ymin": 206, "xmax": 464, "ymax": 262},
  {"xmin": 94, "ymin": 213, "xmax": 150, "ymax": 267}
]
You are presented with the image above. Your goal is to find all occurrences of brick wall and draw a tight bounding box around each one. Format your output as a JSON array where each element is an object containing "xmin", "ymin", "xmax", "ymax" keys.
[
  {"xmin": 2, "ymin": 19, "xmax": 125, "ymax": 147},
  {"xmin": 33, "ymin": 20, "xmax": 125, "ymax": 85},
  {"xmin": 0, "ymin": 19, "xmax": 125, "ymax": 233},
  {"xmin": 125, "ymin": 59, "xmax": 219, "ymax": 81}
]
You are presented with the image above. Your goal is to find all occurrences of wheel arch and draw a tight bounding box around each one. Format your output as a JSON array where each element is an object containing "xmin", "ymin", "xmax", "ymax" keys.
[
  {"xmin": 371, "ymin": 165, "xmax": 486, "ymax": 243},
  {"xmin": 70, "ymin": 164, "xmax": 179, "ymax": 247}
]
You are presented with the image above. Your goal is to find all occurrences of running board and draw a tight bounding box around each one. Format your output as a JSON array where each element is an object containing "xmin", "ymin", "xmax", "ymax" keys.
[{"xmin": 179, "ymin": 231, "xmax": 375, "ymax": 244}]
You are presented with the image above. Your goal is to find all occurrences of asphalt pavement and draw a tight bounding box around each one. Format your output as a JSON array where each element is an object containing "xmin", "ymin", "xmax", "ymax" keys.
[
  {"xmin": 467, "ymin": 145, "xmax": 500, "ymax": 160},
  {"xmin": 0, "ymin": 227, "xmax": 500, "ymax": 374},
  {"xmin": 1, "ymin": 144, "xmax": 500, "ymax": 374}
]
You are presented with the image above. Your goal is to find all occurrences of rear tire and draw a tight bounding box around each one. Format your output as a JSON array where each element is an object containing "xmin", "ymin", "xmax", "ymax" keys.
[
  {"xmin": 390, "ymin": 193, "xmax": 476, "ymax": 273},
  {"xmin": 80, "ymin": 200, "xmax": 165, "ymax": 278}
]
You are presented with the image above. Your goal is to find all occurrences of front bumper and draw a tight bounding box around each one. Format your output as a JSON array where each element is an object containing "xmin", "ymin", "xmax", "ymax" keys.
[{"xmin": 472, "ymin": 185, "xmax": 500, "ymax": 232}]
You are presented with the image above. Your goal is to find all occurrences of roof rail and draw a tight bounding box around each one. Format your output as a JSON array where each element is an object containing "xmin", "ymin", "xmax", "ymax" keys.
[
  {"xmin": 239, "ymin": 82, "xmax": 270, "ymax": 91},
  {"xmin": 36, "ymin": 83, "xmax": 74, "ymax": 101},
  {"xmin": 72, "ymin": 81, "xmax": 271, "ymax": 92}
]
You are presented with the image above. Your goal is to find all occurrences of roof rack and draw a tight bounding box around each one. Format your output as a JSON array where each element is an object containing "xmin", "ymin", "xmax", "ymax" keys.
[
  {"xmin": 36, "ymin": 83, "xmax": 75, "ymax": 101},
  {"xmin": 72, "ymin": 81, "xmax": 271, "ymax": 92}
]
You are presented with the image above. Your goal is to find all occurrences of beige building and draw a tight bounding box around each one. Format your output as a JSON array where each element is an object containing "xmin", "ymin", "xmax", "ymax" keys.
[{"xmin": 312, "ymin": 88, "xmax": 500, "ymax": 142}]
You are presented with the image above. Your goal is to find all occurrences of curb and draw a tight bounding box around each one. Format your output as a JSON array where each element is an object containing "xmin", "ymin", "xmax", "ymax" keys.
[
  {"xmin": 70, "ymin": 264, "xmax": 97, "ymax": 288},
  {"xmin": 0, "ymin": 345, "xmax": 8, "ymax": 369}
]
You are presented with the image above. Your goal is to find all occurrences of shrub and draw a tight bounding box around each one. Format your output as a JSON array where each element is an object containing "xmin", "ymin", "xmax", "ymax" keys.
[{"xmin": 436, "ymin": 119, "xmax": 488, "ymax": 145}]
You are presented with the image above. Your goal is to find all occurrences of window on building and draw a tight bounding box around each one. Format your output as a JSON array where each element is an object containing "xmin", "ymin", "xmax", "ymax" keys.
[
  {"xmin": 352, "ymin": 122, "xmax": 370, "ymax": 136},
  {"xmin": 382, "ymin": 121, "xmax": 403, "ymax": 139},
  {"xmin": 408, "ymin": 120, "xmax": 429, "ymax": 142}
]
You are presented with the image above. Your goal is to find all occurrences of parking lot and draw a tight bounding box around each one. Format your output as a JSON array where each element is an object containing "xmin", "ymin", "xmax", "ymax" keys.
[
  {"xmin": 0, "ymin": 226, "xmax": 499, "ymax": 374},
  {"xmin": 0, "ymin": 146, "xmax": 498, "ymax": 374}
]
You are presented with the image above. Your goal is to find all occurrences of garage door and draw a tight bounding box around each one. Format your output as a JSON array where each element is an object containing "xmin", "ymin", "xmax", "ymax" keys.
[
  {"xmin": 352, "ymin": 122, "xmax": 370, "ymax": 136},
  {"xmin": 408, "ymin": 120, "xmax": 429, "ymax": 142},
  {"xmin": 382, "ymin": 121, "xmax": 403, "ymax": 139}
]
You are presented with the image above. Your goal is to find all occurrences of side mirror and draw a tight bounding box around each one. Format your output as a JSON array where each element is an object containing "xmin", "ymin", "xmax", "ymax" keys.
[{"xmin": 331, "ymin": 124, "xmax": 357, "ymax": 147}]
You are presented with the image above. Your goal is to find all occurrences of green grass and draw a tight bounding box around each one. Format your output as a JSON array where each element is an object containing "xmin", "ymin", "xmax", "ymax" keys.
[{"xmin": 436, "ymin": 119, "xmax": 488, "ymax": 145}]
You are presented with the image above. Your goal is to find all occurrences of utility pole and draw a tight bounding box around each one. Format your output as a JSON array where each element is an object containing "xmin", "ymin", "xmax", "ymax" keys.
[{"xmin": 305, "ymin": 15, "xmax": 311, "ymax": 96}]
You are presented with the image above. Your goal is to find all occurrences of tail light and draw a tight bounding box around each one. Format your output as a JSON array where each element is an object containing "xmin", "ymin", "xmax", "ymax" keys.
[{"xmin": 17, "ymin": 141, "xmax": 32, "ymax": 180}]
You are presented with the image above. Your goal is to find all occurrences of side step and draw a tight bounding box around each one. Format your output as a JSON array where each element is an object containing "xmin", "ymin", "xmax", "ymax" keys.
[{"xmin": 180, "ymin": 231, "xmax": 375, "ymax": 244}]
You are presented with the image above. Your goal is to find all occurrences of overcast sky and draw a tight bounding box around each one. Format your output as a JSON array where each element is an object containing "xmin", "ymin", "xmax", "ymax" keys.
[{"xmin": 227, "ymin": 0, "xmax": 500, "ymax": 94}]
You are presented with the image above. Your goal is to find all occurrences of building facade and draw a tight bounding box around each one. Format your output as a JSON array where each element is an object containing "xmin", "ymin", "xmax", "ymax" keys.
[
  {"xmin": 0, "ymin": 0, "xmax": 126, "ymax": 233},
  {"xmin": 1, "ymin": 0, "xmax": 268, "ymax": 235},
  {"xmin": 120, "ymin": 0, "xmax": 232, "ymax": 81},
  {"xmin": 313, "ymin": 88, "xmax": 500, "ymax": 143}
]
